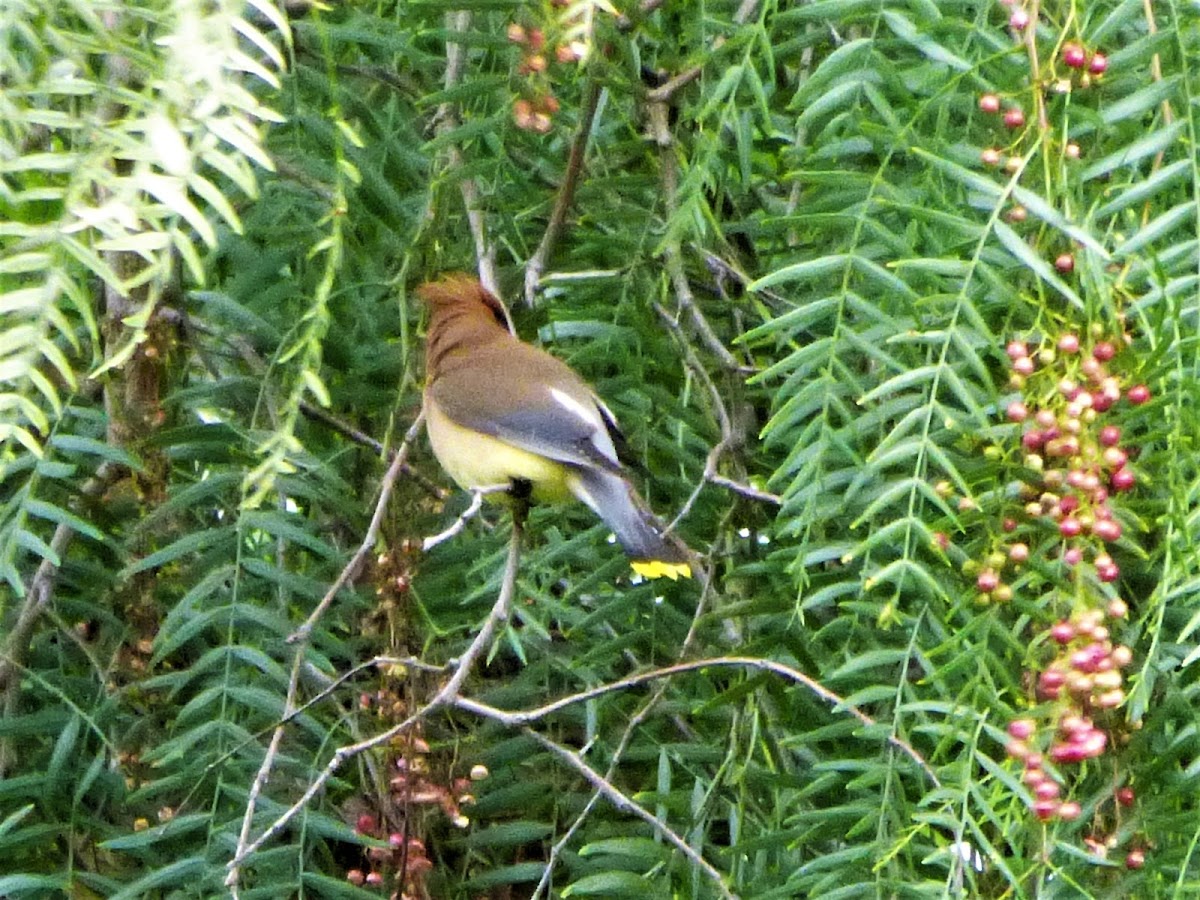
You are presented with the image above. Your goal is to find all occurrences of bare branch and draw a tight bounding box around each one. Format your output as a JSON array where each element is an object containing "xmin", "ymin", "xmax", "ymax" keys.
[
  {"xmin": 422, "ymin": 484, "xmax": 509, "ymax": 551},
  {"xmin": 228, "ymin": 507, "xmax": 524, "ymax": 872},
  {"xmin": 289, "ymin": 411, "xmax": 426, "ymax": 644},
  {"xmin": 524, "ymin": 80, "xmax": 603, "ymax": 306},
  {"xmin": 229, "ymin": 412, "xmax": 427, "ymax": 892},
  {"xmin": 525, "ymin": 729, "xmax": 738, "ymax": 900},
  {"xmin": 437, "ymin": 10, "xmax": 497, "ymax": 293},
  {"xmin": 456, "ymin": 656, "xmax": 937, "ymax": 786}
]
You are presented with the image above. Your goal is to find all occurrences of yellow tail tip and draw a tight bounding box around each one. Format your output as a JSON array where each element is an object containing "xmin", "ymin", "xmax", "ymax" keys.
[{"xmin": 630, "ymin": 560, "xmax": 692, "ymax": 581}]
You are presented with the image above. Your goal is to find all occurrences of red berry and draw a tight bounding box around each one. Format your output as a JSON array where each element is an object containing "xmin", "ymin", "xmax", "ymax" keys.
[
  {"xmin": 977, "ymin": 570, "xmax": 1000, "ymax": 593},
  {"xmin": 1099, "ymin": 425, "xmax": 1121, "ymax": 446},
  {"xmin": 1094, "ymin": 519, "xmax": 1122, "ymax": 542},
  {"xmin": 1089, "ymin": 52, "xmax": 1108, "ymax": 75},
  {"xmin": 1117, "ymin": 786, "xmax": 1136, "ymax": 807},
  {"xmin": 1093, "ymin": 341, "xmax": 1116, "ymax": 361},
  {"xmin": 1063, "ymin": 43, "xmax": 1087, "ymax": 68},
  {"xmin": 1126, "ymin": 849, "xmax": 1145, "ymax": 870},
  {"xmin": 1004, "ymin": 107, "xmax": 1026, "ymax": 129},
  {"xmin": 1055, "ymin": 253, "xmax": 1075, "ymax": 273},
  {"xmin": 1032, "ymin": 799, "xmax": 1059, "ymax": 820},
  {"xmin": 1126, "ymin": 384, "xmax": 1151, "ymax": 405},
  {"xmin": 356, "ymin": 814, "xmax": 377, "ymax": 834},
  {"xmin": 979, "ymin": 93, "xmax": 1001, "ymax": 113}
]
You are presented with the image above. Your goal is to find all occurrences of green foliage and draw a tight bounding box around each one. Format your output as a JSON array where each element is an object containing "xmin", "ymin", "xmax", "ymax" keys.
[{"xmin": 3, "ymin": 0, "xmax": 1200, "ymax": 897}]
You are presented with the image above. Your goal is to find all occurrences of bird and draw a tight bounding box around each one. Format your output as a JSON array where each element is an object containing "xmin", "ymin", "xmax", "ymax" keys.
[{"xmin": 418, "ymin": 273, "xmax": 691, "ymax": 580}]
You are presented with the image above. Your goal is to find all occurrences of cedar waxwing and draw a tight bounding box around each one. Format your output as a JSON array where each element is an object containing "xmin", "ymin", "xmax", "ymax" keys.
[{"xmin": 419, "ymin": 274, "xmax": 692, "ymax": 580}]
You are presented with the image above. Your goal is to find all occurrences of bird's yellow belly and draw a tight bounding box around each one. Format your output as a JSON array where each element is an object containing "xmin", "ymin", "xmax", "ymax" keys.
[{"xmin": 425, "ymin": 399, "xmax": 575, "ymax": 504}]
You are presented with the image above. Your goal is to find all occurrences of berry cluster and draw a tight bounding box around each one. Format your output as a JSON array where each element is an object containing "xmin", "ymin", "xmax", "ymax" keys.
[
  {"xmin": 984, "ymin": 331, "xmax": 1150, "ymax": 864},
  {"xmin": 506, "ymin": 5, "xmax": 588, "ymax": 133}
]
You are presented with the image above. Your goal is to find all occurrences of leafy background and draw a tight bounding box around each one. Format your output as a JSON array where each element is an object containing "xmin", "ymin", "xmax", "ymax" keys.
[{"xmin": 2, "ymin": 0, "xmax": 1199, "ymax": 897}]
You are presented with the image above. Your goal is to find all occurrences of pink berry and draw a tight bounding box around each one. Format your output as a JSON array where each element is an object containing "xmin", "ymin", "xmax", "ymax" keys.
[
  {"xmin": 1004, "ymin": 107, "xmax": 1026, "ymax": 129},
  {"xmin": 365, "ymin": 871, "xmax": 383, "ymax": 885},
  {"xmin": 1035, "ymin": 409, "xmax": 1057, "ymax": 429},
  {"xmin": 1111, "ymin": 468, "xmax": 1136, "ymax": 492},
  {"xmin": 1126, "ymin": 849, "xmax": 1145, "ymax": 870},
  {"xmin": 1107, "ymin": 598, "xmax": 1128, "ymax": 619},
  {"xmin": 1094, "ymin": 519, "xmax": 1122, "ymax": 542},
  {"xmin": 1009, "ymin": 9, "xmax": 1030, "ymax": 29},
  {"xmin": 1009, "ymin": 542, "xmax": 1029, "ymax": 563},
  {"xmin": 1007, "ymin": 401, "xmax": 1029, "ymax": 422},
  {"xmin": 347, "ymin": 870, "xmax": 366, "ymax": 886},
  {"xmin": 981, "ymin": 148, "xmax": 1002, "ymax": 167},
  {"xmin": 1063, "ymin": 546, "xmax": 1083, "ymax": 566},
  {"xmin": 980, "ymin": 93, "xmax": 1001, "ymax": 113},
  {"xmin": 977, "ymin": 570, "xmax": 1000, "ymax": 593},
  {"xmin": 1058, "ymin": 801, "xmax": 1082, "ymax": 821},
  {"xmin": 1006, "ymin": 738, "xmax": 1030, "ymax": 759},
  {"xmin": 1034, "ymin": 779, "xmax": 1061, "ymax": 800},
  {"xmin": 1099, "ymin": 425, "xmax": 1121, "ymax": 446},
  {"xmin": 1008, "ymin": 718, "xmax": 1036, "ymax": 740},
  {"xmin": 1093, "ymin": 341, "xmax": 1116, "ymax": 361},
  {"xmin": 1050, "ymin": 621, "xmax": 1075, "ymax": 644},
  {"xmin": 1006, "ymin": 340, "xmax": 1028, "ymax": 360},
  {"xmin": 1063, "ymin": 43, "xmax": 1087, "ymax": 68},
  {"xmin": 1058, "ymin": 333, "xmax": 1080, "ymax": 353},
  {"xmin": 1111, "ymin": 645, "xmax": 1133, "ymax": 667},
  {"xmin": 1089, "ymin": 52, "xmax": 1108, "ymax": 75},
  {"xmin": 1065, "ymin": 142, "xmax": 1081, "ymax": 160},
  {"xmin": 1116, "ymin": 786, "xmax": 1136, "ymax": 806},
  {"xmin": 1013, "ymin": 356, "xmax": 1035, "ymax": 375},
  {"xmin": 1127, "ymin": 384, "xmax": 1151, "ymax": 405},
  {"xmin": 1055, "ymin": 253, "xmax": 1075, "ymax": 273}
]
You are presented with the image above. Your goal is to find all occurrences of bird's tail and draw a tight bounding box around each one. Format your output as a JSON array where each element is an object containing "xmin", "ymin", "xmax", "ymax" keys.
[{"xmin": 570, "ymin": 469, "xmax": 692, "ymax": 580}]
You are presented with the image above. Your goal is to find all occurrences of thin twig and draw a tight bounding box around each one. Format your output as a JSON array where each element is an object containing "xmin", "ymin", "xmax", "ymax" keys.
[
  {"xmin": 228, "ymin": 508, "xmax": 524, "ymax": 871},
  {"xmin": 525, "ymin": 729, "xmax": 738, "ymax": 900},
  {"xmin": 422, "ymin": 484, "xmax": 510, "ymax": 551},
  {"xmin": 524, "ymin": 79, "xmax": 603, "ymax": 306},
  {"xmin": 437, "ymin": 10, "xmax": 497, "ymax": 293},
  {"xmin": 289, "ymin": 412, "xmax": 425, "ymax": 644},
  {"xmin": 229, "ymin": 414, "xmax": 425, "ymax": 893},
  {"xmin": 455, "ymin": 656, "xmax": 937, "ymax": 787},
  {"xmin": 0, "ymin": 459, "xmax": 116, "ymax": 773}
]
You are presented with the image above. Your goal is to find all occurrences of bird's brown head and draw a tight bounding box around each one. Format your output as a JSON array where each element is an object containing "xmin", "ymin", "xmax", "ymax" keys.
[
  {"xmin": 418, "ymin": 274, "xmax": 515, "ymax": 378},
  {"xmin": 417, "ymin": 274, "xmax": 512, "ymax": 330}
]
